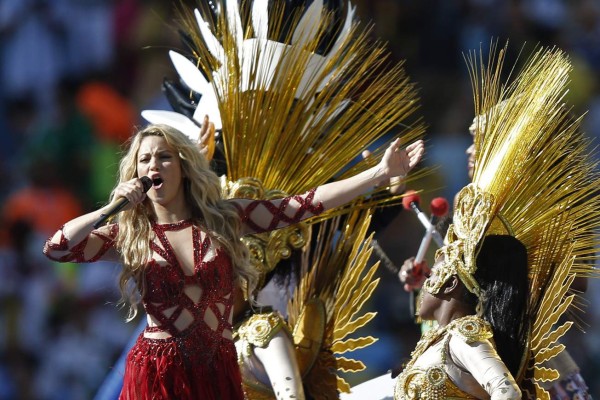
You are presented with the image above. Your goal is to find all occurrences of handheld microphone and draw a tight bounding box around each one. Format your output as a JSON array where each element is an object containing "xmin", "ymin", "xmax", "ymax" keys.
[
  {"xmin": 402, "ymin": 191, "xmax": 444, "ymax": 247},
  {"xmin": 93, "ymin": 176, "xmax": 153, "ymax": 229},
  {"xmin": 430, "ymin": 197, "xmax": 449, "ymax": 220},
  {"xmin": 414, "ymin": 197, "xmax": 450, "ymax": 264}
]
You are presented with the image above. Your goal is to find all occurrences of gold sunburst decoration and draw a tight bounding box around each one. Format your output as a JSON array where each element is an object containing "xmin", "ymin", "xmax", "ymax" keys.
[
  {"xmin": 174, "ymin": 0, "xmax": 425, "ymax": 193},
  {"xmin": 287, "ymin": 207, "xmax": 381, "ymax": 397}
]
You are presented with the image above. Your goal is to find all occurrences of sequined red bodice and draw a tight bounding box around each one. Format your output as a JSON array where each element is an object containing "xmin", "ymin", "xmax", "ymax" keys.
[
  {"xmin": 122, "ymin": 219, "xmax": 243, "ymax": 399},
  {"xmin": 143, "ymin": 219, "xmax": 234, "ymax": 340}
]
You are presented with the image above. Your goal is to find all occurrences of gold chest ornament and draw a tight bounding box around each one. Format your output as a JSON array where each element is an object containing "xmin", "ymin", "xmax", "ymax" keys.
[{"xmin": 394, "ymin": 315, "xmax": 492, "ymax": 400}]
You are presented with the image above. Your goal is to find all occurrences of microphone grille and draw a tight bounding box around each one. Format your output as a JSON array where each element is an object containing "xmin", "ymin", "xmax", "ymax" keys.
[
  {"xmin": 430, "ymin": 197, "xmax": 449, "ymax": 217},
  {"xmin": 402, "ymin": 190, "xmax": 421, "ymax": 210},
  {"xmin": 140, "ymin": 176, "xmax": 153, "ymax": 192}
]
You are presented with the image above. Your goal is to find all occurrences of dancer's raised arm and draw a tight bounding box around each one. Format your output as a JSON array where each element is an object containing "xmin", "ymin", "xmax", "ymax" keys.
[
  {"xmin": 233, "ymin": 139, "xmax": 424, "ymax": 235},
  {"xmin": 313, "ymin": 139, "xmax": 424, "ymax": 210}
]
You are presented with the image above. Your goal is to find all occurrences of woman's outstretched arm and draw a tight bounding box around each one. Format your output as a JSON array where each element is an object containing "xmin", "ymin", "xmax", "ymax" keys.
[
  {"xmin": 312, "ymin": 139, "xmax": 423, "ymax": 210},
  {"xmin": 234, "ymin": 139, "xmax": 424, "ymax": 235}
]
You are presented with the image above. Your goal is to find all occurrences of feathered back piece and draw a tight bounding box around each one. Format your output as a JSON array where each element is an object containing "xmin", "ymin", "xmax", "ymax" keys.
[
  {"xmin": 287, "ymin": 208, "xmax": 381, "ymax": 397},
  {"xmin": 172, "ymin": 0, "xmax": 424, "ymax": 193},
  {"xmin": 425, "ymin": 42, "xmax": 600, "ymax": 399},
  {"xmin": 144, "ymin": 0, "xmax": 425, "ymax": 286}
]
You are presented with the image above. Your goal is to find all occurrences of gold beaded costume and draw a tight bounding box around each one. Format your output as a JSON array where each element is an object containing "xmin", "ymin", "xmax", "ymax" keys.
[
  {"xmin": 395, "ymin": 44, "xmax": 600, "ymax": 399},
  {"xmin": 142, "ymin": 0, "xmax": 426, "ymax": 398},
  {"xmin": 394, "ymin": 316, "xmax": 492, "ymax": 400}
]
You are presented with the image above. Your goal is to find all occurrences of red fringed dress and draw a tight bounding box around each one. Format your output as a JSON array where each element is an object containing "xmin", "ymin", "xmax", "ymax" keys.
[
  {"xmin": 121, "ymin": 219, "xmax": 242, "ymax": 399},
  {"xmin": 42, "ymin": 190, "xmax": 324, "ymax": 400}
]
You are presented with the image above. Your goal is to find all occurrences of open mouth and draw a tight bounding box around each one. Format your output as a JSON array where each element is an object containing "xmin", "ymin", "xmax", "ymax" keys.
[{"xmin": 152, "ymin": 177, "xmax": 163, "ymax": 188}]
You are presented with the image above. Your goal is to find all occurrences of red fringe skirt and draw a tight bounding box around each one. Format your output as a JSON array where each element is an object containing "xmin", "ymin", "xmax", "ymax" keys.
[{"xmin": 120, "ymin": 330, "xmax": 243, "ymax": 400}]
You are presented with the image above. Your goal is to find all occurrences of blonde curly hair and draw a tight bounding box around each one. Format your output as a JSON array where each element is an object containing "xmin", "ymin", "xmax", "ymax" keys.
[{"xmin": 112, "ymin": 124, "xmax": 257, "ymax": 319}]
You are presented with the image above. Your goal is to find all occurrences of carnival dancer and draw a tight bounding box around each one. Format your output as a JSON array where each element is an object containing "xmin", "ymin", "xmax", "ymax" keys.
[
  {"xmin": 399, "ymin": 113, "xmax": 594, "ymax": 399},
  {"xmin": 394, "ymin": 44, "xmax": 600, "ymax": 399}
]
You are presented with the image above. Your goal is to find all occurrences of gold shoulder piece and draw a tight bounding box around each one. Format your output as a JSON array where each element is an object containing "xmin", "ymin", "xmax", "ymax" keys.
[
  {"xmin": 447, "ymin": 316, "xmax": 493, "ymax": 344},
  {"xmin": 221, "ymin": 177, "xmax": 310, "ymax": 292},
  {"xmin": 237, "ymin": 311, "xmax": 286, "ymax": 349}
]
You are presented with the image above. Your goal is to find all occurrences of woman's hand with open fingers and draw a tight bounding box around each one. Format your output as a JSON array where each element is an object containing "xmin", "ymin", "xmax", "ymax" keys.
[
  {"xmin": 379, "ymin": 139, "xmax": 424, "ymax": 179},
  {"xmin": 198, "ymin": 115, "xmax": 216, "ymax": 160},
  {"xmin": 297, "ymin": 139, "xmax": 422, "ymax": 212},
  {"xmin": 363, "ymin": 149, "xmax": 406, "ymax": 194}
]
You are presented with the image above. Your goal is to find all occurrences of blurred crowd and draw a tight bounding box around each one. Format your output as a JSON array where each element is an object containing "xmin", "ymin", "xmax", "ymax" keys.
[{"xmin": 0, "ymin": 0, "xmax": 599, "ymax": 399}]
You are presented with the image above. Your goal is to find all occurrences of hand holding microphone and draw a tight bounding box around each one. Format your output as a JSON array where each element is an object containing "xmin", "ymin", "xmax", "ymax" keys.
[{"xmin": 93, "ymin": 176, "xmax": 154, "ymax": 229}]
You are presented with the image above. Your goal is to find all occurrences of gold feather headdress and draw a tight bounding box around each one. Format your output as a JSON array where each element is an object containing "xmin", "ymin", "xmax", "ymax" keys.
[
  {"xmin": 424, "ymin": 44, "xmax": 599, "ymax": 297},
  {"xmin": 143, "ymin": 0, "xmax": 426, "ymax": 279},
  {"xmin": 423, "ymin": 42, "xmax": 600, "ymax": 398}
]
